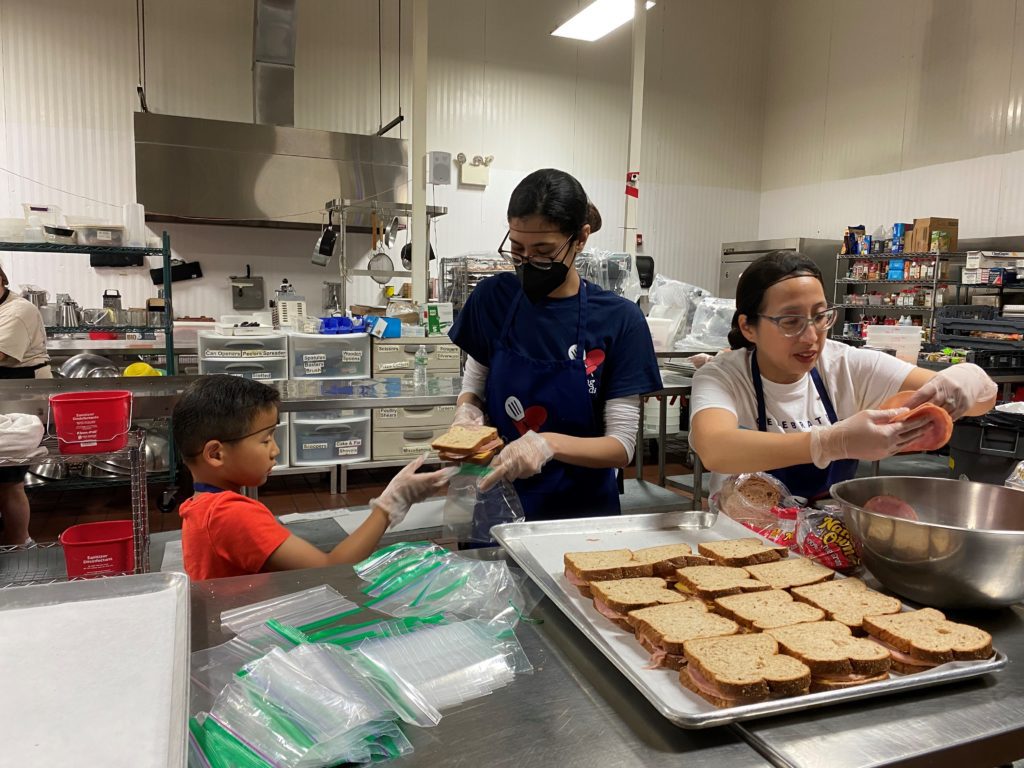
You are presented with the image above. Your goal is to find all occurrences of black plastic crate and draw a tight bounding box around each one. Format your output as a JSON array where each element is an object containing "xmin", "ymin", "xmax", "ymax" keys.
[
  {"xmin": 973, "ymin": 348, "xmax": 1024, "ymax": 370},
  {"xmin": 949, "ymin": 412, "xmax": 1024, "ymax": 484}
]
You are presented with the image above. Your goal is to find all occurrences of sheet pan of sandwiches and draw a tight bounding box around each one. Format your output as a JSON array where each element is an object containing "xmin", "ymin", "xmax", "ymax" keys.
[{"xmin": 492, "ymin": 514, "xmax": 1006, "ymax": 728}]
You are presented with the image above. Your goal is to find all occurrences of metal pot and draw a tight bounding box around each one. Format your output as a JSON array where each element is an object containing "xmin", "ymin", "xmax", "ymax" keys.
[
  {"xmin": 58, "ymin": 300, "xmax": 81, "ymax": 328},
  {"xmin": 28, "ymin": 462, "xmax": 68, "ymax": 483},
  {"xmin": 21, "ymin": 288, "xmax": 48, "ymax": 307},
  {"xmin": 831, "ymin": 476, "xmax": 1024, "ymax": 609}
]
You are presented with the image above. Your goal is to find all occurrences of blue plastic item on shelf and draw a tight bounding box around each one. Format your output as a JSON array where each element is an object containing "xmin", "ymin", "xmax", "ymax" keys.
[
  {"xmin": 318, "ymin": 316, "xmax": 367, "ymax": 335},
  {"xmin": 364, "ymin": 315, "xmax": 401, "ymax": 338}
]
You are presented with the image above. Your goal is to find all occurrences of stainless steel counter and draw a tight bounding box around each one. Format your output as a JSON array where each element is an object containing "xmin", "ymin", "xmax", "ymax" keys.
[
  {"xmin": 190, "ymin": 563, "xmax": 769, "ymax": 768},
  {"xmin": 190, "ymin": 557, "xmax": 1024, "ymax": 768}
]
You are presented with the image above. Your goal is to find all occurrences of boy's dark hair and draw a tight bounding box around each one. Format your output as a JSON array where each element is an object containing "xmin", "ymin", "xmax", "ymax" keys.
[{"xmin": 172, "ymin": 375, "xmax": 280, "ymax": 459}]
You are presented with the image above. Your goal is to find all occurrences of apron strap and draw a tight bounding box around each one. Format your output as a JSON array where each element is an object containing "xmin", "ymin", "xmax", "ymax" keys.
[
  {"xmin": 751, "ymin": 350, "xmax": 840, "ymax": 432},
  {"xmin": 192, "ymin": 482, "xmax": 228, "ymax": 494}
]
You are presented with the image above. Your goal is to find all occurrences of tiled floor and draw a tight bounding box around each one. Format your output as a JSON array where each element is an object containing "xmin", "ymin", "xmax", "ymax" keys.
[{"xmin": 18, "ymin": 439, "xmax": 694, "ymax": 543}]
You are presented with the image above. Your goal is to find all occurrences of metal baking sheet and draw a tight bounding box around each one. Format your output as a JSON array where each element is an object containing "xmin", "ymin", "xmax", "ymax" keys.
[
  {"xmin": 493, "ymin": 512, "xmax": 1007, "ymax": 729},
  {"xmin": 0, "ymin": 572, "xmax": 190, "ymax": 766}
]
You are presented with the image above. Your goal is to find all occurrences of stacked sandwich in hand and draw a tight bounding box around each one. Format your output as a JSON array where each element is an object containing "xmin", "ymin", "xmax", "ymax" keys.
[
  {"xmin": 563, "ymin": 538, "xmax": 993, "ymax": 708},
  {"xmin": 430, "ymin": 425, "xmax": 504, "ymax": 464}
]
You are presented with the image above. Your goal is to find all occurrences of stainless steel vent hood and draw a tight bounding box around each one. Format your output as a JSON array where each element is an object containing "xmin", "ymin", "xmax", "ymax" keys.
[{"xmin": 135, "ymin": 112, "xmax": 409, "ymax": 230}]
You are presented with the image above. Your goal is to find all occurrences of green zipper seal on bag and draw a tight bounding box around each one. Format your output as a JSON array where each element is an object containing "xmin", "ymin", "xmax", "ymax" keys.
[
  {"xmin": 353, "ymin": 540, "xmax": 432, "ymax": 572},
  {"xmin": 266, "ymin": 618, "xmax": 309, "ymax": 646},
  {"xmin": 201, "ymin": 716, "xmax": 275, "ymax": 768},
  {"xmin": 295, "ymin": 606, "xmax": 363, "ymax": 634},
  {"xmin": 364, "ymin": 559, "xmax": 446, "ymax": 605},
  {"xmin": 307, "ymin": 616, "xmax": 389, "ymax": 642},
  {"xmin": 245, "ymin": 687, "xmax": 315, "ymax": 750},
  {"xmin": 363, "ymin": 550, "xmax": 446, "ymax": 596},
  {"xmin": 411, "ymin": 572, "xmax": 469, "ymax": 607}
]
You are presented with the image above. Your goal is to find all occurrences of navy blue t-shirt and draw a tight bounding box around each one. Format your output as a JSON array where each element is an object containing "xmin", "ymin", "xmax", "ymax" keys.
[{"xmin": 449, "ymin": 273, "xmax": 662, "ymax": 423}]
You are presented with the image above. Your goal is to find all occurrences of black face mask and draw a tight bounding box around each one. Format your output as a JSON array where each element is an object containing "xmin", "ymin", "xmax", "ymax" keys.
[{"xmin": 516, "ymin": 262, "xmax": 570, "ymax": 303}]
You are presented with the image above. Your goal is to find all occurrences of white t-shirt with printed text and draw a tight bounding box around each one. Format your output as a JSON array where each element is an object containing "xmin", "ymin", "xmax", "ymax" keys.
[{"xmin": 690, "ymin": 340, "xmax": 915, "ymax": 494}]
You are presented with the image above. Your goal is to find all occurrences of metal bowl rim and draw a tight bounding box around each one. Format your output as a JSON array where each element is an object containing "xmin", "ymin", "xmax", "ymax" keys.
[{"xmin": 831, "ymin": 475, "xmax": 1024, "ymax": 537}]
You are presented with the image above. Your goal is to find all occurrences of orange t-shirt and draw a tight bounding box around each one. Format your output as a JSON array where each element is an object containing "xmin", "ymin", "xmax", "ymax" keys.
[{"xmin": 178, "ymin": 491, "xmax": 291, "ymax": 581}]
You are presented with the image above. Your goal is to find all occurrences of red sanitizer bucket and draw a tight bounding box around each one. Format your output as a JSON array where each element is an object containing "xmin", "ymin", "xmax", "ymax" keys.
[
  {"xmin": 49, "ymin": 390, "xmax": 132, "ymax": 454},
  {"xmin": 60, "ymin": 520, "xmax": 134, "ymax": 578}
]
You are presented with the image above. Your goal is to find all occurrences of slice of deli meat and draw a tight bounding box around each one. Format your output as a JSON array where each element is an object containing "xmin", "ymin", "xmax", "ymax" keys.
[
  {"xmin": 880, "ymin": 391, "xmax": 953, "ymax": 452},
  {"xmin": 864, "ymin": 495, "xmax": 919, "ymax": 521}
]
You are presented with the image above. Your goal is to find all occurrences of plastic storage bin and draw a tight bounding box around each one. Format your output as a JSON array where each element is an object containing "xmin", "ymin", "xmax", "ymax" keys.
[
  {"xmin": 372, "ymin": 426, "xmax": 449, "ymax": 460},
  {"xmin": 59, "ymin": 520, "xmax": 134, "ymax": 578},
  {"xmin": 292, "ymin": 408, "xmax": 370, "ymax": 422},
  {"xmin": 198, "ymin": 358, "xmax": 288, "ymax": 381},
  {"xmin": 73, "ymin": 225, "xmax": 125, "ymax": 247},
  {"xmin": 272, "ymin": 416, "xmax": 289, "ymax": 469},
  {"xmin": 372, "ymin": 338, "xmax": 461, "ymax": 375},
  {"xmin": 291, "ymin": 418, "xmax": 371, "ymax": 465},
  {"xmin": 289, "ymin": 332, "xmax": 370, "ymax": 379},
  {"xmin": 865, "ymin": 325, "xmax": 922, "ymax": 363},
  {"xmin": 372, "ymin": 404, "xmax": 456, "ymax": 430},
  {"xmin": 949, "ymin": 413, "xmax": 1024, "ymax": 484},
  {"xmin": 199, "ymin": 331, "xmax": 287, "ymax": 360}
]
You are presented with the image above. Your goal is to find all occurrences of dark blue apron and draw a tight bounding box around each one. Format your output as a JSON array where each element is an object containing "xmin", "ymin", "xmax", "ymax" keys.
[
  {"xmin": 485, "ymin": 282, "xmax": 619, "ymax": 521},
  {"xmin": 750, "ymin": 350, "xmax": 857, "ymax": 501}
]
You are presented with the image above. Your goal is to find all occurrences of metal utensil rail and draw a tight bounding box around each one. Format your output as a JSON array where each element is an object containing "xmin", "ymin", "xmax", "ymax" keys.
[{"xmin": 0, "ymin": 429, "xmax": 149, "ymax": 585}]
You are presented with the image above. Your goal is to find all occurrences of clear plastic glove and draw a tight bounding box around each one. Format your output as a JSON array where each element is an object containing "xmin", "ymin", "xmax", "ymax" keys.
[
  {"xmin": 478, "ymin": 430, "xmax": 553, "ymax": 492},
  {"xmin": 902, "ymin": 363, "xmax": 997, "ymax": 420},
  {"xmin": 452, "ymin": 401, "xmax": 486, "ymax": 427},
  {"xmin": 809, "ymin": 409, "xmax": 931, "ymax": 469},
  {"xmin": 371, "ymin": 454, "xmax": 459, "ymax": 527}
]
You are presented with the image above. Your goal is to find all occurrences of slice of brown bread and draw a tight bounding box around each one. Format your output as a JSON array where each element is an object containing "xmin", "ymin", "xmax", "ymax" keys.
[
  {"xmin": 743, "ymin": 558, "xmax": 834, "ymax": 589},
  {"xmin": 631, "ymin": 544, "xmax": 711, "ymax": 578},
  {"xmin": 564, "ymin": 549, "xmax": 654, "ymax": 597},
  {"xmin": 811, "ymin": 672, "xmax": 889, "ymax": 692},
  {"xmin": 791, "ymin": 578, "xmax": 901, "ymax": 632},
  {"xmin": 713, "ymin": 590, "xmax": 825, "ymax": 630},
  {"xmin": 591, "ymin": 577, "xmax": 688, "ymax": 613},
  {"xmin": 675, "ymin": 565, "xmax": 773, "ymax": 601},
  {"xmin": 721, "ymin": 476, "xmax": 784, "ymax": 520},
  {"xmin": 765, "ymin": 621, "xmax": 891, "ymax": 679},
  {"xmin": 681, "ymin": 634, "xmax": 811, "ymax": 705},
  {"xmin": 862, "ymin": 608, "xmax": 993, "ymax": 665},
  {"xmin": 629, "ymin": 601, "xmax": 739, "ymax": 655},
  {"xmin": 698, "ymin": 538, "xmax": 789, "ymax": 567},
  {"xmin": 431, "ymin": 425, "xmax": 499, "ymax": 454}
]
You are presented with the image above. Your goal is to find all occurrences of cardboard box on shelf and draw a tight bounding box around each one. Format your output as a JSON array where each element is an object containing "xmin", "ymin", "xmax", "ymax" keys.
[
  {"xmin": 910, "ymin": 217, "xmax": 958, "ymax": 253},
  {"xmin": 426, "ymin": 302, "xmax": 454, "ymax": 335}
]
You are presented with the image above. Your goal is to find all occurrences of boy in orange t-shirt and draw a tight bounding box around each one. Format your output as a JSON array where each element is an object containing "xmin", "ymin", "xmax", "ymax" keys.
[{"xmin": 173, "ymin": 376, "xmax": 455, "ymax": 581}]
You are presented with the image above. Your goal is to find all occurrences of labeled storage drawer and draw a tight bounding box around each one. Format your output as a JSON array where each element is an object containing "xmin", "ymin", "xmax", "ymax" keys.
[
  {"xmin": 198, "ymin": 358, "xmax": 288, "ymax": 381},
  {"xmin": 289, "ymin": 333, "xmax": 371, "ymax": 379},
  {"xmin": 292, "ymin": 408, "xmax": 370, "ymax": 423},
  {"xmin": 372, "ymin": 339, "xmax": 462, "ymax": 375},
  {"xmin": 372, "ymin": 404, "xmax": 456, "ymax": 429},
  {"xmin": 372, "ymin": 425, "xmax": 450, "ymax": 460},
  {"xmin": 291, "ymin": 418, "xmax": 370, "ymax": 465},
  {"xmin": 199, "ymin": 331, "xmax": 287, "ymax": 360}
]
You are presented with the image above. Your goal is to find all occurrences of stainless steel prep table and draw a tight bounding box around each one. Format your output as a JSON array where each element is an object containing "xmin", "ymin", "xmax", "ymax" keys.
[
  {"xmin": 734, "ymin": 594, "xmax": 1024, "ymax": 768},
  {"xmin": 190, "ymin": 562, "xmax": 770, "ymax": 768},
  {"xmin": 637, "ymin": 372, "xmax": 705, "ymax": 510}
]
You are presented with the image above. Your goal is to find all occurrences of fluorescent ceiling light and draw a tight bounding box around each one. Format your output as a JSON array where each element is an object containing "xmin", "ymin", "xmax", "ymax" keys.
[{"xmin": 552, "ymin": 0, "xmax": 655, "ymax": 42}]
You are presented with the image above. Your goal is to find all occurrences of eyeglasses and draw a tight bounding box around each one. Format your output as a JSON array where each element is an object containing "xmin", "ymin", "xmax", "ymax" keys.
[
  {"xmin": 187, "ymin": 423, "xmax": 280, "ymax": 457},
  {"xmin": 497, "ymin": 231, "xmax": 575, "ymax": 270},
  {"xmin": 757, "ymin": 307, "xmax": 838, "ymax": 337}
]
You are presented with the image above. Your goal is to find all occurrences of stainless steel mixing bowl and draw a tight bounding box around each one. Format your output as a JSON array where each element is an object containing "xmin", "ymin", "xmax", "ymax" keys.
[{"xmin": 831, "ymin": 476, "xmax": 1024, "ymax": 609}]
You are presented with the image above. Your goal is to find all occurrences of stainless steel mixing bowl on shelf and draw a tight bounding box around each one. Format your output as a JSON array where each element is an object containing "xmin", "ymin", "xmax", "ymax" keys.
[{"xmin": 831, "ymin": 476, "xmax": 1024, "ymax": 609}]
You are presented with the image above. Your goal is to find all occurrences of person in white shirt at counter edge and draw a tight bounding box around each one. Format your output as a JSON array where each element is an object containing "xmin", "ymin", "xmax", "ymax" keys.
[
  {"xmin": 0, "ymin": 264, "xmax": 51, "ymax": 547},
  {"xmin": 689, "ymin": 250, "xmax": 997, "ymax": 502}
]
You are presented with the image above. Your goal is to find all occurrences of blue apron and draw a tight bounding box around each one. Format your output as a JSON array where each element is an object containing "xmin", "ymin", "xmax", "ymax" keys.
[
  {"xmin": 750, "ymin": 351, "xmax": 857, "ymax": 501},
  {"xmin": 485, "ymin": 282, "xmax": 619, "ymax": 521}
]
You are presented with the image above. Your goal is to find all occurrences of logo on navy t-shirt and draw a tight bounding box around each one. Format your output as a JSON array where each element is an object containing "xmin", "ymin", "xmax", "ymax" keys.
[{"xmin": 568, "ymin": 344, "xmax": 606, "ymax": 395}]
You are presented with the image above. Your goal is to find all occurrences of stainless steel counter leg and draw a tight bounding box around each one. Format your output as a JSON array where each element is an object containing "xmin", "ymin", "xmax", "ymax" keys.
[
  {"xmin": 336, "ymin": 465, "xmax": 346, "ymax": 495},
  {"xmin": 636, "ymin": 396, "xmax": 645, "ymax": 482},
  {"xmin": 332, "ymin": 465, "xmax": 339, "ymax": 495},
  {"xmin": 658, "ymin": 396, "xmax": 667, "ymax": 487},
  {"xmin": 130, "ymin": 440, "xmax": 150, "ymax": 574},
  {"xmin": 691, "ymin": 453, "xmax": 703, "ymax": 512}
]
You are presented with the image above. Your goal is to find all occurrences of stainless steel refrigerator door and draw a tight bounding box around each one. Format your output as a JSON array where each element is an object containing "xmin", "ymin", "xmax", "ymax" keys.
[{"xmin": 719, "ymin": 259, "xmax": 754, "ymax": 298}]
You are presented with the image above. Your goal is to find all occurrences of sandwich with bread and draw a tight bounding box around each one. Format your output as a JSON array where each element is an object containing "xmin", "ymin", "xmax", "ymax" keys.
[
  {"xmin": 627, "ymin": 601, "xmax": 739, "ymax": 670},
  {"xmin": 790, "ymin": 578, "xmax": 901, "ymax": 634},
  {"xmin": 563, "ymin": 543, "xmax": 710, "ymax": 597},
  {"xmin": 742, "ymin": 557, "xmax": 834, "ymax": 590},
  {"xmin": 697, "ymin": 538, "xmax": 789, "ymax": 567},
  {"xmin": 862, "ymin": 608, "xmax": 993, "ymax": 674},
  {"xmin": 674, "ymin": 565, "xmax": 773, "ymax": 601},
  {"xmin": 713, "ymin": 589, "xmax": 825, "ymax": 631},
  {"xmin": 589, "ymin": 577, "xmax": 689, "ymax": 629},
  {"xmin": 765, "ymin": 621, "xmax": 891, "ymax": 690},
  {"xmin": 630, "ymin": 543, "xmax": 711, "ymax": 580},
  {"xmin": 431, "ymin": 425, "xmax": 503, "ymax": 464},
  {"xmin": 680, "ymin": 633, "xmax": 811, "ymax": 707}
]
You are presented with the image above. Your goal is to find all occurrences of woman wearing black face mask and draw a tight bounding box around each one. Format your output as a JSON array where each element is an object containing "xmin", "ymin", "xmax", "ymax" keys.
[{"xmin": 447, "ymin": 169, "xmax": 662, "ymax": 521}]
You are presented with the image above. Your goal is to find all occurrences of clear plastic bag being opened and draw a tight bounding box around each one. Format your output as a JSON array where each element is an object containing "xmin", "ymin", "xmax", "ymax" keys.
[
  {"xmin": 676, "ymin": 296, "xmax": 735, "ymax": 351},
  {"xmin": 220, "ymin": 585, "xmax": 361, "ymax": 648},
  {"xmin": 1006, "ymin": 461, "xmax": 1024, "ymax": 491},
  {"xmin": 443, "ymin": 463, "xmax": 525, "ymax": 545}
]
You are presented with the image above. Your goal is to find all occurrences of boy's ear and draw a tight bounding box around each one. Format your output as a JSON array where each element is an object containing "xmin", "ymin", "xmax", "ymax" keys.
[{"xmin": 201, "ymin": 439, "xmax": 226, "ymax": 467}]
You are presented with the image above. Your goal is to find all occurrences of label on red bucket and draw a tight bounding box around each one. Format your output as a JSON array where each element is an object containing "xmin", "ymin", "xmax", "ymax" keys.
[{"xmin": 81, "ymin": 552, "xmax": 118, "ymax": 575}]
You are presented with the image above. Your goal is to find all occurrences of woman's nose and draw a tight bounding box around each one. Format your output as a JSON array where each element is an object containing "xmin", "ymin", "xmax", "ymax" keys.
[{"xmin": 798, "ymin": 320, "xmax": 820, "ymax": 343}]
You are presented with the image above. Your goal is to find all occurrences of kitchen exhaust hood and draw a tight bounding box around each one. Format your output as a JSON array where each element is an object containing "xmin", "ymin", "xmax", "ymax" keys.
[{"xmin": 134, "ymin": 112, "xmax": 409, "ymax": 230}]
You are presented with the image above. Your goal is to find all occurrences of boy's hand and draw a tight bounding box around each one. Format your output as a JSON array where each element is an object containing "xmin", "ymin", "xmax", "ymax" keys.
[{"xmin": 371, "ymin": 454, "xmax": 459, "ymax": 527}]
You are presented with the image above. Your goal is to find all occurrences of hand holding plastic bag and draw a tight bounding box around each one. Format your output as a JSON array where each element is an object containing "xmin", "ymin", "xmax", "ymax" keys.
[
  {"xmin": 371, "ymin": 454, "xmax": 459, "ymax": 527},
  {"xmin": 452, "ymin": 401, "xmax": 486, "ymax": 427},
  {"xmin": 479, "ymin": 430, "xmax": 552, "ymax": 491}
]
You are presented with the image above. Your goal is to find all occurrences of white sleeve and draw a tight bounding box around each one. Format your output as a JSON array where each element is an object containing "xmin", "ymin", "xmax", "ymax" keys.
[
  {"xmin": 689, "ymin": 362, "xmax": 740, "ymax": 420},
  {"xmin": 604, "ymin": 396, "xmax": 640, "ymax": 462},
  {"xmin": 460, "ymin": 355, "xmax": 489, "ymax": 401},
  {"xmin": 845, "ymin": 347, "xmax": 916, "ymax": 411}
]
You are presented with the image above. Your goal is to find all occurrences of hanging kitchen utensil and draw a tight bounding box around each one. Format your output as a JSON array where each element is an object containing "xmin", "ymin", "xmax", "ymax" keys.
[
  {"xmin": 400, "ymin": 242, "xmax": 436, "ymax": 270},
  {"xmin": 384, "ymin": 217, "xmax": 401, "ymax": 248},
  {"xmin": 367, "ymin": 250, "xmax": 395, "ymax": 285},
  {"xmin": 312, "ymin": 211, "xmax": 337, "ymax": 267},
  {"xmin": 370, "ymin": 210, "xmax": 379, "ymax": 250}
]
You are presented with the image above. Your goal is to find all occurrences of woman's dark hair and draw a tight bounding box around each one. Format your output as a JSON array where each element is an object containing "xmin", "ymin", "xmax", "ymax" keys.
[
  {"xmin": 172, "ymin": 375, "xmax": 281, "ymax": 459},
  {"xmin": 507, "ymin": 168, "xmax": 602, "ymax": 236},
  {"xmin": 727, "ymin": 251, "xmax": 825, "ymax": 350}
]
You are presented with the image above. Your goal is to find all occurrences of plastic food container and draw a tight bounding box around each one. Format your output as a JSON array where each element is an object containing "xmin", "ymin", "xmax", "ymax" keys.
[{"xmin": 73, "ymin": 225, "xmax": 125, "ymax": 247}]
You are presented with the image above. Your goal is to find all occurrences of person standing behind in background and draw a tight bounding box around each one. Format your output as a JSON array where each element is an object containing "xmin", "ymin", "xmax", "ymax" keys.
[{"xmin": 0, "ymin": 264, "xmax": 51, "ymax": 546}]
